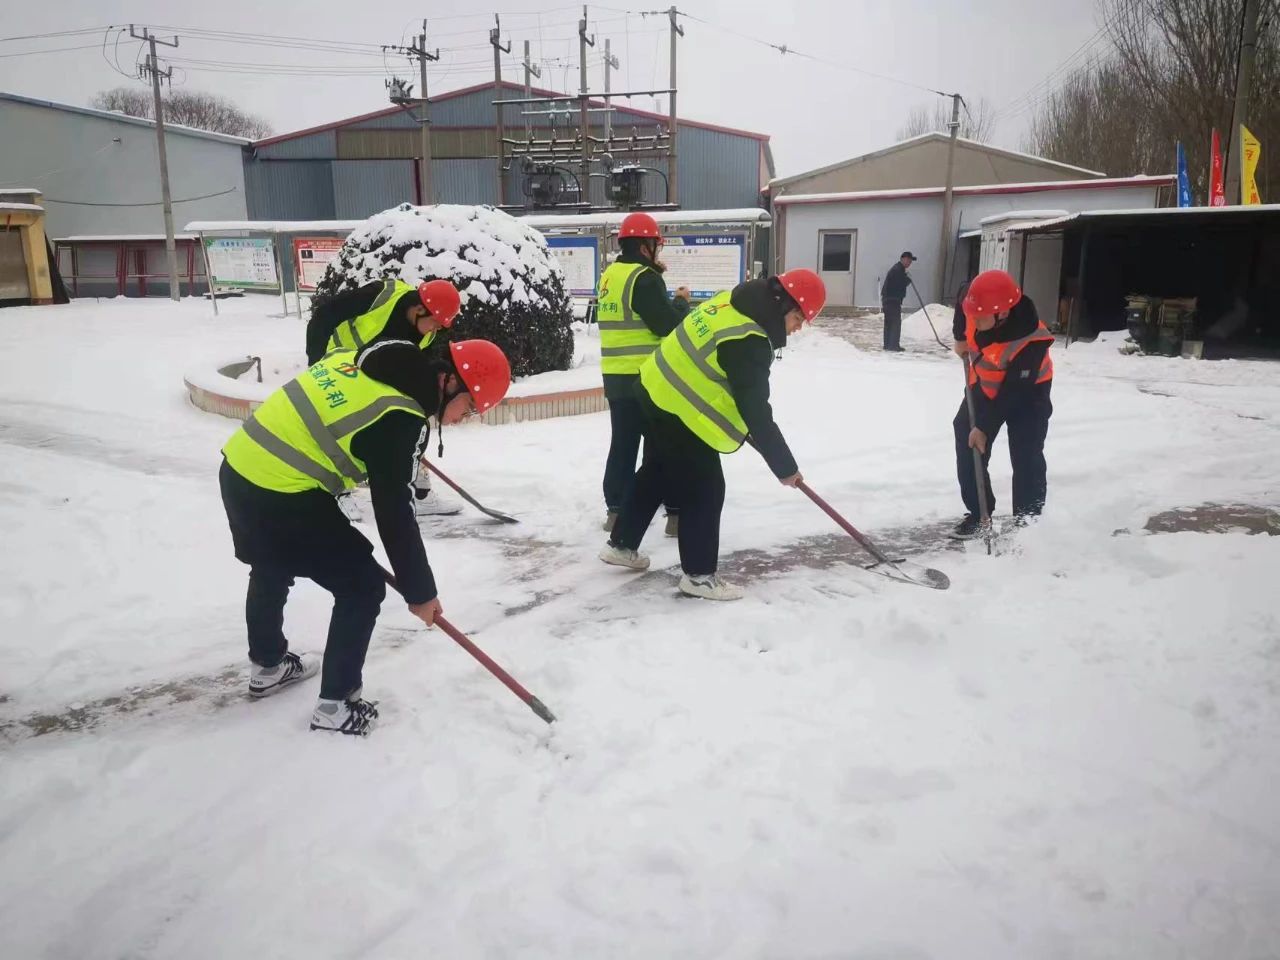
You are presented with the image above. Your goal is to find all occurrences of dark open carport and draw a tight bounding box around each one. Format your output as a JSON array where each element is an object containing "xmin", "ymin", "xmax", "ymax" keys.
[{"xmin": 1013, "ymin": 205, "xmax": 1280, "ymax": 360}]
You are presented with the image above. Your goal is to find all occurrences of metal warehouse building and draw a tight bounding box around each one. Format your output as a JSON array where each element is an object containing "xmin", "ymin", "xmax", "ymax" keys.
[{"xmin": 244, "ymin": 80, "xmax": 773, "ymax": 219}]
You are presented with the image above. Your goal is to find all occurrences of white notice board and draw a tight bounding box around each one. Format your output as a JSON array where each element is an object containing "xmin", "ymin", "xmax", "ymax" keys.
[{"xmin": 660, "ymin": 234, "xmax": 746, "ymax": 299}]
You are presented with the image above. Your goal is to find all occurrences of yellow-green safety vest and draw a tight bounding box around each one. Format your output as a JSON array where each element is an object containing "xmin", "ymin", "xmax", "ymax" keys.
[
  {"xmin": 639, "ymin": 291, "xmax": 769, "ymax": 454},
  {"xmin": 223, "ymin": 349, "xmax": 426, "ymax": 495},
  {"xmin": 597, "ymin": 260, "xmax": 662, "ymax": 376},
  {"xmin": 327, "ymin": 279, "xmax": 436, "ymax": 354}
]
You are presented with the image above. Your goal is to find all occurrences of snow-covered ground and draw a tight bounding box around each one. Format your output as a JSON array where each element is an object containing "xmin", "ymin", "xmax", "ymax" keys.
[{"xmin": 2, "ymin": 294, "xmax": 1279, "ymax": 958}]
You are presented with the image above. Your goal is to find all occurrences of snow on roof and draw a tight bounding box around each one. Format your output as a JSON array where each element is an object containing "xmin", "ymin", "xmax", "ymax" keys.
[
  {"xmin": 0, "ymin": 91, "xmax": 251, "ymax": 145},
  {"xmin": 55, "ymin": 234, "xmax": 198, "ymax": 242},
  {"xmin": 772, "ymin": 175, "xmax": 1174, "ymax": 205},
  {"xmin": 978, "ymin": 209, "xmax": 1070, "ymax": 225},
  {"xmin": 1006, "ymin": 203, "xmax": 1280, "ymax": 232},
  {"xmin": 0, "ymin": 187, "xmax": 42, "ymax": 196},
  {"xmin": 0, "ymin": 202, "xmax": 44, "ymax": 213},
  {"xmin": 184, "ymin": 220, "xmax": 362, "ymax": 234},
  {"xmin": 187, "ymin": 209, "xmax": 773, "ymax": 235},
  {"xmin": 520, "ymin": 208, "xmax": 771, "ymax": 229},
  {"xmin": 769, "ymin": 133, "xmax": 1107, "ymax": 187}
]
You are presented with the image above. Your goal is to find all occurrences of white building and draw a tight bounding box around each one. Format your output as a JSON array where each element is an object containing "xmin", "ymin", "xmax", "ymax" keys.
[{"xmin": 774, "ymin": 176, "xmax": 1174, "ymax": 307}]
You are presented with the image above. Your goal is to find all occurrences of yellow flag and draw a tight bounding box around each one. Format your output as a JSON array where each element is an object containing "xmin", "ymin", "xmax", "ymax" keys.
[{"xmin": 1241, "ymin": 125, "xmax": 1262, "ymax": 205}]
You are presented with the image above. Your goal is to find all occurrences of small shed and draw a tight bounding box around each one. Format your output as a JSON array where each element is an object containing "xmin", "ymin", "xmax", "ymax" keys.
[{"xmin": 1007, "ymin": 205, "xmax": 1280, "ymax": 359}]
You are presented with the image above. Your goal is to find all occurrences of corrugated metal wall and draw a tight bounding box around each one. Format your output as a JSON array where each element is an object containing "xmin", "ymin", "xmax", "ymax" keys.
[
  {"xmin": 243, "ymin": 83, "xmax": 766, "ymax": 219},
  {"xmin": 332, "ymin": 160, "xmax": 417, "ymax": 218},
  {"xmin": 244, "ymin": 160, "xmax": 335, "ymax": 220}
]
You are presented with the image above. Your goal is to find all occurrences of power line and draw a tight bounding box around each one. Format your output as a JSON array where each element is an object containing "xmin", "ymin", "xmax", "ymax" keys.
[
  {"xmin": 0, "ymin": 42, "xmax": 102, "ymax": 58},
  {"xmin": 45, "ymin": 186, "xmax": 239, "ymax": 206},
  {"xmin": 0, "ymin": 26, "xmax": 106, "ymax": 42}
]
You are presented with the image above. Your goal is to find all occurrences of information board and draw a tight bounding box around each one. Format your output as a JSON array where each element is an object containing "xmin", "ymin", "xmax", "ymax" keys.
[
  {"xmin": 293, "ymin": 236, "xmax": 345, "ymax": 292},
  {"xmin": 204, "ymin": 238, "xmax": 279, "ymax": 291},
  {"xmin": 659, "ymin": 234, "xmax": 746, "ymax": 300},
  {"xmin": 545, "ymin": 236, "xmax": 600, "ymax": 297}
]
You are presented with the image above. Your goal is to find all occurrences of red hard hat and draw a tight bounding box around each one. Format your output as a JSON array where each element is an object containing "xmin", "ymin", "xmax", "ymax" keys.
[
  {"xmin": 418, "ymin": 279, "xmax": 462, "ymax": 327},
  {"xmin": 449, "ymin": 339, "xmax": 511, "ymax": 413},
  {"xmin": 777, "ymin": 268, "xmax": 827, "ymax": 321},
  {"xmin": 963, "ymin": 270, "xmax": 1022, "ymax": 319},
  {"xmin": 619, "ymin": 212, "xmax": 661, "ymax": 239}
]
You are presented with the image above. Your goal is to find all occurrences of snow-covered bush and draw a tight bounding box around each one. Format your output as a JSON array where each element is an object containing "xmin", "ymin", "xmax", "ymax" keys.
[{"xmin": 313, "ymin": 203, "xmax": 574, "ymax": 377}]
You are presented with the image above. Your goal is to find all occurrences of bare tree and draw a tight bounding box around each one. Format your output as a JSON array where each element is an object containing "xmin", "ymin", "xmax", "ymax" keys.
[
  {"xmin": 897, "ymin": 96, "xmax": 996, "ymax": 142},
  {"xmin": 91, "ymin": 86, "xmax": 273, "ymax": 139},
  {"xmin": 1025, "ymin": 0, "xmax": 1280, "ymax": 197}
]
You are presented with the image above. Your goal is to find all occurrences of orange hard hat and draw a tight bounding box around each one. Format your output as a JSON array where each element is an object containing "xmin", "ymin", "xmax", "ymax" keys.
[
  {"xmin": 777, "ymin": 268, "xmax": 827, "ymax": 322},
  {"xmin": 449, "ymin": 339, "xmax": 511, "ymax": 413},
  {"xmin": 963, "ymin": 270, "xmax": 1022, "ymax": 319},
  {"xmin": 418, "ymin": 279, "xmax": 462, "ymax": 327}
]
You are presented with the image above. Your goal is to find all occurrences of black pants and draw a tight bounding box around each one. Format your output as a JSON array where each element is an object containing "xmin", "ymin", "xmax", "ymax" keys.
[
  {"xmin": 611, "ymin": 396, "xmax": 725, "ymax": 576},
  {"xmin": 953, "ymin": 387, "xmax": 1052, "ymax": 518},
  {"xmin": 882, "ymin": 298, "xmax": 903, "ymax": 350},
  {"xmin": 220, "ymin": 459, "xmax": 386, "ymax": 701},
  {"xmin": 603, "ymin": 394, "xmax": 675, "ymax": 515}
]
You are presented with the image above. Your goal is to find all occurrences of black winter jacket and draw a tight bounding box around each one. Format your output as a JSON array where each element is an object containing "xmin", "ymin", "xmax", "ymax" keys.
[
  {"xmin": 881, "ymin": 262, "xmax": 911, "ymax": 301},
  {"xmin": 306, "ymin": 282, "xmax": 427, "ymax": 366},
  {"xmin": 952, "ymin": 289, "xmax": 1052, "ymax": 435}
]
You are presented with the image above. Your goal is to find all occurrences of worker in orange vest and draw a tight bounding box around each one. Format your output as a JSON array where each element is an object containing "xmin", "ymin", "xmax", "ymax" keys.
[{"xmin": 949, "ymin": 269, "xmax": 1054, "ymax": 539}]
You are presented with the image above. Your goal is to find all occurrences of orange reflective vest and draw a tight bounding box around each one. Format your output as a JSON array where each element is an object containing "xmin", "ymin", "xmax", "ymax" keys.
[{"xmin": 966, "ymin": 314, "xmax": 1054, "ymax": 400}]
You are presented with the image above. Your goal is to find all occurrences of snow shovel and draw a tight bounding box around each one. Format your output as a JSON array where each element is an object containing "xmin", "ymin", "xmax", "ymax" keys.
[
  {"xmin": 377, "ymin": 563, "xmax": 556, "ymax": 724},
  {"xmin": 796, "ymin": 480, "xmax": 951, "ymax": 590},
  {"xmin": 962, "ymin": 356, "xmax": 995, "ymax": 555},
  {"xmin": 420, "ymin": 458, "xmax": 518, "ymax": 524},
  {"xmin": 907, "ymin": 277, "xmax": 948, "ymax": 349}
]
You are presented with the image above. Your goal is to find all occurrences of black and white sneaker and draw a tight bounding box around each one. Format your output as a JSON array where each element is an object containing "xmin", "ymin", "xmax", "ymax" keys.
[
  {"xmin": 947, "ymin": 514, "xmax": 983, "ymax": 541},
  {"xmin": 249, "ymin": 651, "xmax": 320, "ymax": 699},
  {"xmin": 310, "ymin": 695, "xmax": 380, "ymax": 736}
]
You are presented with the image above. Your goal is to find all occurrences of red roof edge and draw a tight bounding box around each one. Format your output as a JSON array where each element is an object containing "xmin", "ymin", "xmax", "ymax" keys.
[
  {"xmin": 252, "ymin": 80, "xmax": 768, "ymax": 148},
  {"xmin": 774, "ymin": 175, "xmax": 1177, "ymax": 205}
]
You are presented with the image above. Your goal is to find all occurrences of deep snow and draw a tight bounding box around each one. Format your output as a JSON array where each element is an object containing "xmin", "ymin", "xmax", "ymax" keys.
[{"xmin": 2, "ymin": 294, "xmax": 1279, "ymax": 959}]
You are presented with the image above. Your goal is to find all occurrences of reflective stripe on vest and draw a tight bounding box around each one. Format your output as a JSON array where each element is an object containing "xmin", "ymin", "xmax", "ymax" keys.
[
  {"xmin": 222, "ymin": 350, "xmax": 426, "ymax": 495},
  {"xmin": 597, "ymin": 260, "xmax": 662, "ymax": 375},
  {"xmin": 966, "ymin": 316, "xmax": 1055, "ymax": 400},
  {"xmin": 639, "ymin": 291, "xmax": 768, "ymax": 453},
  {"xmin": 327, "ymin": 279, "xmax": 436, "ymax": 355}
]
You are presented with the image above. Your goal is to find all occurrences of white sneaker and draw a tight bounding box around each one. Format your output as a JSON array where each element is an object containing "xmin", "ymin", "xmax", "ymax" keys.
[
  {"xmin": 309, "ymin": 695, "xmax": 380, "ymax": 736},
  {"xmin": 599, "ymin": 543, "xmax": 650, "ymax": 571},
  {"xmin": 249, "ymin": 651, "xmax": 320, "ymax": 698},
  {"xmin": 415, "ymin": 489, "xmax": 461, "ymax": 517},
  {"xmin": 678, "ymin": 573, "xmax": 744, "ymax": 601}
]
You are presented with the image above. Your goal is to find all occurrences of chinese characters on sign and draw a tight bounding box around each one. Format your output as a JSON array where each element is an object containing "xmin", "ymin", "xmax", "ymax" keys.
[
  {"xmin": 659, "ymin": 235, "xmax": 746, "ymax": 300},
  {"xmin": 203, "ymin": 238, "xmax": 280, "ymax": 291},
  {"xmin": 293, "ymin": 237, "xmax": 345, "ymax": 292}
]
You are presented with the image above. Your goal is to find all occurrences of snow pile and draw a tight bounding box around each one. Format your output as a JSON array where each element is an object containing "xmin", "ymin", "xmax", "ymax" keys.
[
  {"xmin": 901, "ymin": 302, "xmax": 953, "ymax": 346},
  {"xmin": 314, "ymin": 204, "xmax": 574, "ymax": 378}
]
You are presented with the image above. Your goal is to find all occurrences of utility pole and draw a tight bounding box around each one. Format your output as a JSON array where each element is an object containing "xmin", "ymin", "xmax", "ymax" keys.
[
  {"xmin": 578, "ymin": 6, "xmax": 596, "ymax": 207},
  {"xmin": 490, "ymin": 16, "xmax": 511, "ymax": 205},
  {"xmin": 603, "ymin": 38, "xmax": 619, "ymax": 142},
  {"xmin": 131, "ymin": 25, "xmax": 180, "ymax": 301},
  {"xmin": 384, "ymin": 26, "xmax": 440, "ymax": 205},
  {"xmin": 414, "ymin": 23, "xmax": 438, "ymax": 205},
  {"xmin": 522, "ymin": 40, "xmax": 542, "ymax": 140},
  {"xmin": 667, "ymin": 6, "xmax": 683, "ymax": 206},
  {"xmin": 1224, "ymin": 0, "xmax": 1261, "ymax": 205},
  {"xmin": 936, "ymin": 92, "xmax": 962, "ymax": 301}
]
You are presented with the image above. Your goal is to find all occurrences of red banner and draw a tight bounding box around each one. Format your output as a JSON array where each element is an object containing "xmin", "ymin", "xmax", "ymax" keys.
[{"xmin": 1209, "ymin": 128, "xmax": 1226, "ymax": 207}]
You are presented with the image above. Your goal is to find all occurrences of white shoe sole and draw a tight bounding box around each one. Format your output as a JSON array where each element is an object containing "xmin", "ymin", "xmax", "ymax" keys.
[
  {"xmin": 677, "ymin": 577, "xmax": 743, "ymax": 601},
  {"xmin": 249, "ymin": 659, "xmax": 320, "ymax": 699},
  {"xmin": 599, "ymin": 547, "xmax": 650, "ymax": 571}
]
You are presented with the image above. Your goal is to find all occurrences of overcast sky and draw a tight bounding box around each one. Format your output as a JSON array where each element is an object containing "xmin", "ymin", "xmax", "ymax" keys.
[{"xmin": 2, "ymin": 0, "xmax": 1104, "ymax": 177}]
